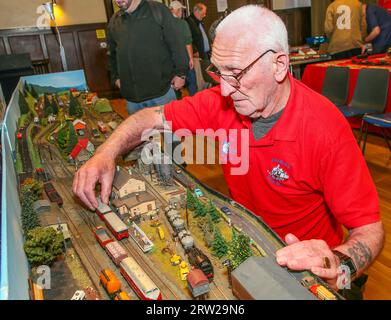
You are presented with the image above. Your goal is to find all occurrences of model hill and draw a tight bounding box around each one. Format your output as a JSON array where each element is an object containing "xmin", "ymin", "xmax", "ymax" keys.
[{"xmin": 27, "ymin": 83, "xmax": 87, "ymax": 96}]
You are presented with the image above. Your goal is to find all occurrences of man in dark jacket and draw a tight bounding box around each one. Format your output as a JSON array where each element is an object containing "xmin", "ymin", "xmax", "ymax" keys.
[
  {"xmin": 108, "ymin": 0, "xmax": 188, "ymax": 115},
  {"xmin": 186, "ymin": 3, "xmax": 211, "ymax": 60}
]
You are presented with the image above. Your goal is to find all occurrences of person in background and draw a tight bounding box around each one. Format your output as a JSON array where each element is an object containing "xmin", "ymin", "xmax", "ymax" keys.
[
  {"xmin": 169, "ymin": 1, "xmax": 197, "ymax": 97},
  {"xmin": 325, "ymin": 0, "xmax": 366, "ymax": 59},
  {"xmin": 209, "ymin": 9, "xmax": 231, "ymax": 43},
  {"xmin": 186, "ymin": 3, "xmax": 211, "ymax": 61},
  {"xmin": 362, "ymin": 2, "xmax": 391, "ymax": 54},
  {"xmin": 108, "ymin": 0, "xmax": 188, "ymax": 116}
]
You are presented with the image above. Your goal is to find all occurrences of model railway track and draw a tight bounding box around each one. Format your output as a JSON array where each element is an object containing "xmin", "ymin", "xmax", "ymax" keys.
[
  {"xmin": 121, "ymin": 240, "xmax": 184, "ymax": 300},
  {"xmin": 40, "ymin": 149, "xmax": 104, "ymax": 283}
]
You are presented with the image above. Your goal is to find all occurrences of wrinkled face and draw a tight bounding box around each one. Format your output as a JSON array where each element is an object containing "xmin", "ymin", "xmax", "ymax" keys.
[
  {"xmin": 195, "ymin": 6, "xmax": 207, "ymax": 21},
  {"xmin": 171, "ymin": 8, "xmax": 183, "ymax": 18},
  {"xmin": 115, "ymin": 0, "xmax": 132, "ymax": 11},
  {"xmin": 211, "ymin": 34, "xmax": 277, "ymax": 119}
]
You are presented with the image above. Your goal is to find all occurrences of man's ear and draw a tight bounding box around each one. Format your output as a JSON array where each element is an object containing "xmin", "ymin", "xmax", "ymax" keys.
[{"xmin": 273, "ymin": 52, "xmax": 289, "ymax": 83}]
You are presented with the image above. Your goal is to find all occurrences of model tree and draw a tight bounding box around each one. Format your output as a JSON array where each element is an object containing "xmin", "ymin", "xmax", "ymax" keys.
[
  {"xmin": 28, "ymin": 84, "xmax": 39, "ymax": 99},
  {"xmin": 212, "ymin": 227, "xmax": 228, "ymax": 258},
  {"xmin": 24, "ymin": 227, "xmax": 65, "ymax": 267},
  {"xmin": 21, "ymin": 189, "xmax": 41, "ymax": 235},
  {"xmin": 21, "ymin": 178, "xmax": 43, "ymax": 201},
  {"xmin": 43, "ymin": 94, "xmax": 53, "ymax": 116},
  {"xmin": 206, "ymin": 200, "xmax": 220, "ymax": 223},
  {"xmin": 66, "ymin": 122, "xmax": 78, "ymax": 154},
  {"xmin": 193, "ymin": 199, "xmax": 206, "ymax": 218},
  {"xmin": 57, "ymin": 126, "xmax": 69, "ymax": 150},
  {"xmin": 57, "ymin": 107, "xmax": 65, "ymax": 125},
  {"xmin": 19, "ymin": 91, "xmax": 30, "ymax": 115},
  {"xmin": 69, "ymin": 91, "xmax": 83, "ymax": 117},
  {"xmin": 50, "ymin": 95, "xmax": 58, "ymax": 115},
  {"xmin": 228, "ymin": 229, "xmax": 253, "ymax": 269},
  {"xmin": 186, "ymin": 189, "xmax": 196, "ymax": 210}
]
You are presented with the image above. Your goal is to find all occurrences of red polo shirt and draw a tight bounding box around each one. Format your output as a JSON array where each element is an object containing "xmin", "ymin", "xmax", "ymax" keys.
[{"xmin": 164, "ymin": 74, "xmax": 380, "ymax": 248}]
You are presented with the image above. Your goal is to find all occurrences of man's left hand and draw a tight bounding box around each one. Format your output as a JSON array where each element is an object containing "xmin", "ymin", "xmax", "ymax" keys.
[
  {"xmin": 276, "ymin": 233, "xmax": 339, "ymax": 289},
  {"xmin": 171, "ymin": 76, "xmax": 185, "ymax": 90}
]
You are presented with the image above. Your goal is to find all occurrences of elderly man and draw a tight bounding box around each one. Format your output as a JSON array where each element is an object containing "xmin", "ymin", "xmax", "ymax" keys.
[
  {"xmin": 186, "ymin": 2, "xmax": 211, "ymax": 60},
  {"xmin": 169, "ymin": 0, "xmax": 197, "ymax": 96},
  {"xmin": 74, "ymin": 6, "xmax": 384, "ymax": 299}
]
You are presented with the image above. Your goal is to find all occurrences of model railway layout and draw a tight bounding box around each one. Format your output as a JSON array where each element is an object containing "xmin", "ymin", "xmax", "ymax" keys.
[{"xmin": 8, "ymin": 74, "xmax": 343, "ymax": 301}]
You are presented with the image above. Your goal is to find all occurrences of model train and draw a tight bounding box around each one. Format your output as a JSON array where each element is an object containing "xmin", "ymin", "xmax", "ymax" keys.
[
  {"xmin": 43, "ymin": 182, "xmax": 63, "ymax": 207},
  {"xmin": 96, "ymin": 203, "xmax": 129, "ymax": 240},
  {"xmin": 94, "ymin": 226, "xmax": 162, "ymax": 300},
  {"xmin": 120, "ymin": 257, "xmax": 162, "ymax": 300}
]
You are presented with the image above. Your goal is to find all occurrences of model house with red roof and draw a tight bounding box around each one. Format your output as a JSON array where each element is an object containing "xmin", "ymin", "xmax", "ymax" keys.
[{"xmin": 69, "ymin": 138, "xmax": 95, "ymax": 164}]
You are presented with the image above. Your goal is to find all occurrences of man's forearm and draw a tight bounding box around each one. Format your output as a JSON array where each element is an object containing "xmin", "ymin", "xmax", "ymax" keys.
[
  {"xmin": 95, "ymin": 106, "xmax": 165, "ymax": 159},
  {"xmin": 365, "ymin": 27, "xmax": 381, "ymax": 43},
  {"xmin": 333, "ymin": 221, "xmax": 384, "ymax": 277}
]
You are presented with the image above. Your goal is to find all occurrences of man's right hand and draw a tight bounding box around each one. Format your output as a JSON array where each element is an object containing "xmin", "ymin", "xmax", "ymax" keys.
[
  {"xmin": 72, "ymin": 152, "xmax": 116, "ymax": 210},
  {"xmin": 115, "ymin": 79, "xmax": 121, "ymax": 89}
]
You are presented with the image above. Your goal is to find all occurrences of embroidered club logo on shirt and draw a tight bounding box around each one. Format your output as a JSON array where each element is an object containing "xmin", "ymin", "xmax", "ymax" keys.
[{"xmin": 267, "ymin": 159, "xmax": 291, "ymax": 186}]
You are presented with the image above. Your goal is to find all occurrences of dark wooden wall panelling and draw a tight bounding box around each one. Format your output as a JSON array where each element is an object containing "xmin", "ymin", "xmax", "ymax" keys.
[
  {"xmin": 188, "ymin": 0, "xmax": 310, "ymax": 47},
  {"xmin": 0, "ymin": 23, "xmax": 114, "ymax": 97}
]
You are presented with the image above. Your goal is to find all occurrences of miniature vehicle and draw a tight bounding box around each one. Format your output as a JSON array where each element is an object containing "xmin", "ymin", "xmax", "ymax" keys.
[
  {"xmin": 187, "ymin": 268, "xmax": 210, "ymax": 299},
  {"xmin": 92, "ymin": 128, "xmax": 100, "ymax": 138},
  {"xmin": 170, "ymin": 254, "xmax": 181, "ymax": 266},
  {"xmin": 47, "ymin": 190, "xmax": 63, "ymax": 207},
  {"xmin": 194, "ymin": 188, "xmax": 203, "ymax": 197},
  {"xmin": 94, "ymin": 226, "xmax": 114, "ymax": 248},
  {"xmin": 99, "ymin": 269, "xmax": 121, "ymax": 298},
  {"xmin": 105, "ymin": 241, "xmax": 128, "ymax": 266},
  {"xmin": 114, "ymin": 291, "xmax": 131, "ymax": 300},
  {"xmin": 44, "ymin": 183, "xmax": 63, "ymax": 207},
  {"xmin": 157, "ymin": 226, "xmax": 165, "ymax": 240},
  {"xmin": 129, "ymin": 222, "xmax": 153, "ymax": 252},
  {"xmin": 119, "ymin": 257, "xmax": 162, "ymax": 300},
  {"xmin": 187, "ymin": 247, "xmax": 214, "ymax": 281},
  {"xmin": 220, "ymin": 206, "xmax": 232, "ymax": 215},
  {"xmin": 309, "ymin": 284, "xmax": 337, "ymax": 300},
  {"xmin": 150, "ymin": 219, "xmax": 161, "ymax": 228},
  {"xmin": 71, "ymin": 290, "xmax": 86, "ymax": 300},
  {"xmin": 179, "ymin": 261, "xmax": 189, "ymax": 281},
  {"xmin": 99, "ymin": 211, "xmax": 129, "ymax": 241}
]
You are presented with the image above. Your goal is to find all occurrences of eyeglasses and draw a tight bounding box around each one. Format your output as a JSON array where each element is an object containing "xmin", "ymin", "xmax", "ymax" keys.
[{"xmin": 206, "ymin": 49, "xmax": 277, "ymax": 88}]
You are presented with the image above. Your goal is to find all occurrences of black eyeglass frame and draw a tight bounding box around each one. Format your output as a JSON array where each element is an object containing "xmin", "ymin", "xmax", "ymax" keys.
[{"xmin": 206, "ymin": 49, "xmax": 277, "ymax": 88}]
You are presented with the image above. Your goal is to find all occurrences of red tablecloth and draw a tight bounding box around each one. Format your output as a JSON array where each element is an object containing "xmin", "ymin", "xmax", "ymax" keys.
[{"xmin": 301, "ymin": 54, "xmax": 391, "ymax": 128}]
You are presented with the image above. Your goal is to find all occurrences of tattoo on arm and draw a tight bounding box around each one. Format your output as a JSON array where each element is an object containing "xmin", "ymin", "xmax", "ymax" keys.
[
  {"xmin": 155, "ymin": 105, "xmax": 164, "ymax": 115},
  {"xmin": 347, "ymin": 241, "xmax": 373, "ymax": 270}
]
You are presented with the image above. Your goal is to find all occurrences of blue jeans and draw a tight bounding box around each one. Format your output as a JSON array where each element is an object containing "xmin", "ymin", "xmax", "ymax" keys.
[
  {"xmin": 126, "ymin": 87, "xmax": 177, "ymax": 115},
  {"xmin": 187, "ymin": 69, "xmax": 197, "ymax": 96}
]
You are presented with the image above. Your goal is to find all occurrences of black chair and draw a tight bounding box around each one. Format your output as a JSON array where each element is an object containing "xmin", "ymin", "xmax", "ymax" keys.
[
  {"xmin": 337, "ymin": 68, "xmax": 389, "ymax": 118},
  {"xmin": 359, "ymin": 112, "xmax": 391, "ymax": 154},
  {"xmin": 321, "ymin": 66, "xmax": 350, "ymax": 106}
]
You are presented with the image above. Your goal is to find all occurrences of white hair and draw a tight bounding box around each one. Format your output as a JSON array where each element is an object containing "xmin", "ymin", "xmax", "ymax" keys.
[{"xmin": 215, "ymin": 5, "xmax": 289, "ymax": 54}]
